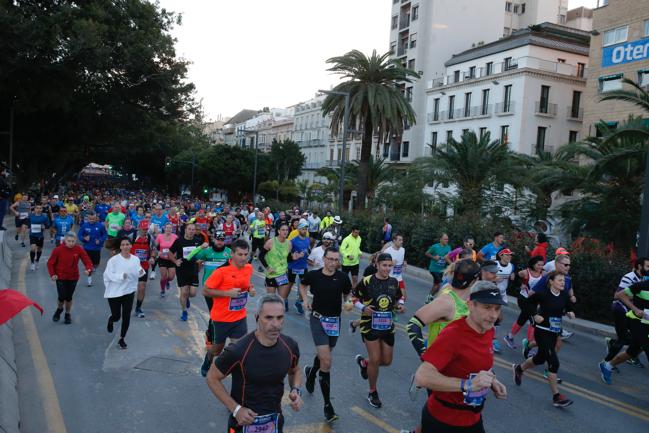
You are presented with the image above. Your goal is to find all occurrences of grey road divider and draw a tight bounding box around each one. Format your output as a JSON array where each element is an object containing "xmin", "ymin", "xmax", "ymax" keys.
[{"xmin": 0, "ymin": 230, "xmax": 19, "ymax": 433}]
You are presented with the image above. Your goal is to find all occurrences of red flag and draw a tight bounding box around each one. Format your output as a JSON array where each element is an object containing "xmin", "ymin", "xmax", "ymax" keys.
[{"xmin": 0, "ymin": 289, "xmax": 44, "ymax": 325}]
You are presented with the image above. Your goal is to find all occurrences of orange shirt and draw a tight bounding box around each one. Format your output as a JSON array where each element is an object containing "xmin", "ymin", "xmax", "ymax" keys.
[{"xmin": 205, "ymin": 260, "xmax": 253, "ymax": 323}]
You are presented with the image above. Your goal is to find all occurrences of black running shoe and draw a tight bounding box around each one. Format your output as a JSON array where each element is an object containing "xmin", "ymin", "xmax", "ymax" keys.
[
  {"xmin": 367, "ymin": 391, "xmax": 382, "ymax": 408},
  {"xmin": 355, "ymin": 354, "xmax": 368, "ymax": 380},
  {"xmin": 513, "ymin": 364, "xmax": 523, "ymax": 386},
  {"xmin": 553, "ymin": 394, "xmax": 573, "ymax": 408},
  {"xmin": 64, "ymin": 313, "xmax": 71, "ymax": 324},
  {"xmin": 107, "ymin": 317, "xmax": 114, "ymax": 333},
  {"xmin": 324, "ymin": 403, "xmax": 339, "ymax": 422},
  {"xmin": 118, "ymin": 338, "xmax": 127, "ymax": 349},
  {"xmin": 304, "ymin": 366, "xmax": 316, "ymax": 394},
  {"xmin": 52, "ymin": 308, "xmax": 63, "ymax": 322}
]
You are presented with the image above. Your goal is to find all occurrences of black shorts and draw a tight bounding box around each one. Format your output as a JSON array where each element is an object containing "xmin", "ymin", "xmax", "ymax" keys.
[
  {"xmin": 56, "ymin": 280, "xmax": 78, "ymax": 302},
  {"xmin": 15, "ymin": 217, "xmax": 27, "ymax": 228},
  {"xmin": 176, "ymin": 269, "xmax": 198, "ymax": 287},
  {"xmin": 265, "ymin": 274, "xmax": 289, "ymax": 288},
  {"xmin": 430, "ymin": 272, "xmax": 443, "ymax": 284},
  {"xmin": 288, "ymin": 269, "xmax": 306, "ymax": 284},
  {"xmin": 361, "ymin": 330, "xmax": 395, "ymax": 347},
  {"xmin": 342, "ymin": 264, "xmax": 360, "ymax": 277},
  {"xmin": 309, "ymin": 231, "xmax": 320, "ymax": 240},
  {"xmin": 138, "ymin": 271, "xmax": 148, "ymax": 282},
  {"xmin": 421, "ymin": 405, "xmax": 484, "ymax": 433},
  {"xmin": 157, "ymin": 258, "xmax": 176, "ymax": 268},
  {"xmin": 228, "ymin": 413, "xmax": 284, "ymax": 433},
  {"xmin": 309, "ymin": 314, "xmax": 339, "ymax": 348},
  {"xmin": 211, "ymin": 318, "xmax": 248, "ymax": 345},
  {"xmin": 85, "ymin": 249, "xmax": 101, "ymax": 266},
  {"xmin": 29, "ymin": 236, "xmax": 44, "ymax": 247}
]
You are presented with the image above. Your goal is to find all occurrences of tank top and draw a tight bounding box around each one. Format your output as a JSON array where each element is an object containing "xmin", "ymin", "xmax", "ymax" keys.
[
  {"xmin": 288, "ymin": 235, "xmax": 310, "ymax": 271},
  {"xmin": 157, "ymin": 234, "xmax": 178, "ymax": 259},
  {"xmin": 266, "ymin": 237, "xmax": 289, "ymax": 278},
  {"xmin": 520, "ymin": 269, "xmax": 543, "ymax": 298},
  {"xmin": 427, "ymin": 287, "xmax": 469, "ymax": 347}
]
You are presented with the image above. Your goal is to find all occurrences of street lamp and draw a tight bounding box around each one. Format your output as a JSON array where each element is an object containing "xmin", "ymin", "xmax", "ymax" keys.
[
  {"xmin": 319, "ymin": 89, "xmax": 350, "ymax": 213},
  {"xmin": 239, "ymin": 127, "xmax": 259, "ymax": 206}
]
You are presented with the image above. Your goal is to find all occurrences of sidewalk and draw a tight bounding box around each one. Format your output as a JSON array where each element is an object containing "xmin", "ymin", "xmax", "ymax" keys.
[{"xmin": 362, "ymin": 252, "xmax": 616, "ymax": 338}]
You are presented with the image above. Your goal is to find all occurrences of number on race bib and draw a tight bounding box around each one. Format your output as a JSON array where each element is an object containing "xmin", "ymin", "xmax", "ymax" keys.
[
  {"xmin": 371, "ymin": 311, "xmax": 392, "ymax": 331},
  {"xmin": 320, "ymin": 316, "xmax": 340, "ymax": 337},
  {"xmin": 30, "ymin": 224, "xmax": 42, "ymax": 233},
  {"xmin": 275, "ymin": 274, "xmax": 289, "ymax": 286},
  {"xmin": 228, "ymin": 292, "xmax": 249, "ymax": 311},
  {"xmin": 242, "ymin": 413, "xmax": 278, "ymax": 433},
  {"xmin": 463, "ymin": 373, "xmax": 488, "ymax": 407},
  {"xmin": 549, "ymin": 316, "xmax": 562, "ymax": 333}
]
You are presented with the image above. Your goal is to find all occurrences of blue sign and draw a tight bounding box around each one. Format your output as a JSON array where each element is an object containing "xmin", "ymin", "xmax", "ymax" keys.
[{"xmin": 602, "ymin": 37, "xmax": 649, "ymax": 67}]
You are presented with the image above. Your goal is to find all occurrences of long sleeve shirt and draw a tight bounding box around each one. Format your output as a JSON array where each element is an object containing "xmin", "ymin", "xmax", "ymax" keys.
[
  {"xmin": 340, "ymin": 234, "xmax": 362, "ymax": 266},
  {"xmin": 47, "ymin": 245, "xmax": 93, "ymax": 281},
  {"xmin": 78, "ymin": 222, "xmax": 107, "ymax": 251},
  {"xmin": 103, "ymin": 254, "xmax": 144, "ymax": 298}
]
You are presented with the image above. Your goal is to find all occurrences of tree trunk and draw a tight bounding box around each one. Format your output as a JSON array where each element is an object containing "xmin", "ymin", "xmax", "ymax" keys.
[{"xmin": 355, "ymin": 117, "xmax": 374, "ymax": 209}]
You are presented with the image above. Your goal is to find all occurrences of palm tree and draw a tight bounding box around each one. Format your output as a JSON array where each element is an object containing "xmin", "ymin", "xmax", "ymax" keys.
[
  {"xmin": 346, "ymin": 157, "xmax": 394, "ymax": 206},
  {"xmin": 321, "ymin": 49, "xmax": 419, "ymax": 209},
  {"xmin": 315, "ymin": 165, "xmax": 354, "ymax": 204},
  {"xmin": 422, "ymin": 131, "xmax": 514, "ymax": 217}
]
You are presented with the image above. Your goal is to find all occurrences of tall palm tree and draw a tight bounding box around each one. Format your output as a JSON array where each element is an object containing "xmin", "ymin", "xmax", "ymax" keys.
[
  {"xmin": 422, "ymin": 131, "xmax": 514, "ymax": 217},
  {"xmin": 321, "ymin": 49, "xmax": 419, "ymax": 209},
  {"xmin": 346, "ymin": 157, "xmax": 394, "ymax": 206}
]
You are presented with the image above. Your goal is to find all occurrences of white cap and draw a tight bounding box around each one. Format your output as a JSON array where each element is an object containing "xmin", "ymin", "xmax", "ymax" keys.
[
  {"xmin": 323, "ymin": 232, "xmax": 335, "ymax": 240},
  {"xmin": 333, "ymin": 216, "xmax": 342, "ymax": 224}
]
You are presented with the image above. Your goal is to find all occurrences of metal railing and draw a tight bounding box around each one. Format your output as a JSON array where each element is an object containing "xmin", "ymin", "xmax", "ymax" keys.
[
  {"xmin": 535, "ymin": 102, "xmax": 557, "ymax": 116},
  {"xmin": 495, "ymin": 101, "xmax": 515, "ymax": 114},
  {"xmin": 567, "ymin": 106, "xmax": 584, "ymax": 121},
  {"xmin": 399, "ymin": 14, "xmax": 410, "ymax": 30}
]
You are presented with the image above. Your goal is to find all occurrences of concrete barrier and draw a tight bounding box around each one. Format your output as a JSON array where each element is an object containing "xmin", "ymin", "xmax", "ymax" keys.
[{"xmin": 0, "ymin": 230, "xmax": 19, "ymax": 433}]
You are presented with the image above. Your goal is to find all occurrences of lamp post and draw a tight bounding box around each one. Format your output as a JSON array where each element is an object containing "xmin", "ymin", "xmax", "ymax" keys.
[
  {"xmin": 240, "ymin": 128, "xmax": 259, "ymax": 206},
  {"xmin": 319, "ymin": 89, "xmax": 350, "ymax": 213}
]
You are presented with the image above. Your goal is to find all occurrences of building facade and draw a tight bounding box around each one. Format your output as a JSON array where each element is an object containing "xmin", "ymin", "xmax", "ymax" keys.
[
  {"xmin": 582, "ymin": 0, "xmax": 649, "ymax": 137},
  {"xmin": 425, "ymin": 24, "xmax": 590, "ymax": 156}
]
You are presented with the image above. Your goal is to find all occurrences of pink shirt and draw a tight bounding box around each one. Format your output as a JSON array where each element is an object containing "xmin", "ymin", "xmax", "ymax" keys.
[{"xmin": 156, "ymin": 234, "xmax": 178, "ymax": 259}]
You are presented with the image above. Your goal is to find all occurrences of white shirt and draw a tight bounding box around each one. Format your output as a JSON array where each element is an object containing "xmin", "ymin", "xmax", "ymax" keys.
[
  {"xmin": 308, "ymin": 246, "xmax": 326, "ymax": 270},
  {"xmin": 384, "ymin": 245, "xmax": 405, "ymax": 281},
  {"xmin": 496, "ymin": 262, "xmax": 514, "ymax": 303},
  {"xmin": 307, "ymin": 216, "xmax": 321, "ymax": 233},
  {"xmin": 543, "ymin": 260, "xmax": 556, "ymax": 273},
  {"xmin": 103, "ymin": 254, "xmax": 144, "ymax": 298}
]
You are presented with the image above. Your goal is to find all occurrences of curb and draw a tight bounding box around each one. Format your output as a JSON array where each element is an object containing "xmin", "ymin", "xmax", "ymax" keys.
[{"xmin": 0, "ymin": 230, "xmax": 19, "ymax": 433}]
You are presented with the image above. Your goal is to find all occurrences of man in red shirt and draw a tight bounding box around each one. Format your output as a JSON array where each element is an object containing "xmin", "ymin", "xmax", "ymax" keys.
[
  {"xmin": 47, "ymin": 232, "xmax": 93, "ymax": 324},
  {"xmin": 414, "ymin": 281, "xmax": 507, "ymax": 433}
]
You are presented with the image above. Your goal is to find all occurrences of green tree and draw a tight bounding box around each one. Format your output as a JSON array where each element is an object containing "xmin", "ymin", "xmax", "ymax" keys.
[
  {"xmin": 321, "ymin": 49, "xmax": 419, "ymax": 208},
  {"xmin": 346, "ymin": 157, "xmax": 394, "ymax": 207},
  {"xmin": 375, "ymin": 158, "xmax": 433, "ymax": 214},
  {"xmin": 269, "ymin": 139, "xmax": 305, "ymax": 182}
]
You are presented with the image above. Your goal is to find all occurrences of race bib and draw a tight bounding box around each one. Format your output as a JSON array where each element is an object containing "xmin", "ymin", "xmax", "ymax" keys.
[
  {"xmin": 392, "ymin": 264, "xmax": 403, "ymax": 276},
  {"xmin": 463, "ymin": 374, "xmax": 488, "ymax": 407},
  {"xmin": 228, "ymin": 292, "xmax": 249, "ymax": 311},
  {"xmin": 243, "ymin": 413, "xmax": 278, "ymax": 433},
  {"xmin": 256, "ymin": 228, "xmax": 265, "ymax": 237},
  {"xmin": 436, "ymin": 258, "xmax": 446, "ymax": 266},
  {"xmin": 275, "ymin": 274, "xmax": 289, "ymax": 286},
  {"xmin": 371, "ymin": 311, "xmax": 392, "ymax": 331},
  {"xmin": 320, "ymin": 316, "xmax": 340, "ymax": 337},
  {"xmin": 204, "ymin": 260, "xmax": 226, "ymax": 270},
  {"xmin": 160, "ymin": 248, "xmax": 170, "ymax": 258},
  {"xmin": 549, "ymin": 316, "xmax": 562, "ymax": 333},
  {"xmin": 182, "ymin": 246, "xmax": 195, "ymax": 258},
  {"xmin": 292, "ymin": 268, "xmax": 305, "ymax": 275},
  {"xmin": 109, "ymin": 223, "xmax": 119, "ymax": 231},
  {"xmin": 30, "ymin": 224, "xmax": 42, "ymax": 233},
  {"xmin": 19, "ymin": 212, "xmax": 28, "ymax": 219},
  {"xmin": 134, "ymin": 249, "xmax": 148, "ymax": 261}
]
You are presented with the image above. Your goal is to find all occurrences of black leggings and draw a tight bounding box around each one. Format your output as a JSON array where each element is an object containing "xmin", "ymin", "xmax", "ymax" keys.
[
  {"xmin": 625, "ymin": 317, "xmax": 649, "ymax": 359},
  {"xmin": 421, "ymin": 405, "xmax": 485, "ymax": 433},
  {"xmin": 108, "ymin": 293, "xmax": 135, "ymax": 338},
  {"xmin": 532, "ymin": 327, "xmax": 560, "ymax": 373},
  {"xmin": 605, "ymin": 307, "xmax": 631, "ymax": 361},
  {"xmin": 515, "ymin": 296, "xmax": 531, "ymax": 327}
]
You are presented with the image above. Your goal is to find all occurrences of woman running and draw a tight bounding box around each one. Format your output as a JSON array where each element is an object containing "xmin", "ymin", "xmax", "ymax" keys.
[
  {"xmin": 504, "ymin": 255, "xmax": 545, "ymax": 349},
  {"xmin": 155, "ymin": 222, "xmax": 178, "ymax": 298}
]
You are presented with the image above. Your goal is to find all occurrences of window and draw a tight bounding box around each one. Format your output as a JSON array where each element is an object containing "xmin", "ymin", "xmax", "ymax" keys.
[
  {"xmin": 408, "ymin": 58, "xmax": 415, "ymax": 69},
  {"xmin": 406, "ymin": 86, "xmax": 413, "ymax": 102},
  {"xmin": 503, "ymin": 85, "xmax": 512, "ymax": 112},
  {"xmin": 577, "ymin": 62, "xmax": 585, "ymax": 78},
  {"xmin": 453, "ymin": 70, "xmax": 460, "ymax": 82},
  {"xmin": 404, "ymin": 119, "xmax": 410, "ymax": 130},
  {"xmin": 390, "ymin": 41, "xmax": 396, "ymax": 54},
  {"xmin": 513, "ymin": 4, "xmax": 519, "ymax": 13},
  {"xmin": 468, "ymin": 66, "xmax": 476, "ymax": 79},
  {"xmin": 521, "ymin": 3, "xmax": 526, "ymax": 13},
  {"xmin": 464, "ymin": 92, "xmax": 472, "ymax": 117},
  {"xmin": 479, "ymin": 127, "xmax": 488, "ymax": 139},
  {"xmin": 391, "ymin": 15, "xmax": 398, "ymax": 29},
  {"xmin": 393, "ymin": 0, "xmax": 398, "ymax": 3},
  {"xmin": 569, "ymin": 131, "xmax": 579, "ymax": 143},
  {"xmin": 503, "ymin": 27, "xmax": 511, "ymax": 37},
  {"xmin": 446, "ymin": 130, "xmax": 453, "ymax": 143},
  {"xmin": 433, "ymin": 98, "xmax": 440, "ymax": 121},
  {"xmin": 409, "ymin": 33, "xmax": 417, "ymax": 49},
  {"xmin": 536, "ymin": 127, "xmax": 547, "ymax": 153},
  {"xmin": 383, "ymin": 143, "xmax": 390, "ymax": 158},
  {"xmin": 504, "ymin": 57, "xmax": 515, "ymax": 70},
  {"xmin": 329, "ymin": 148, "xmax": 334, "ymax": 161},
  {"xmin": 639, "ymin": 70, "xmax": 649, "ymax": 88},
  {"xmin": 481, "ymin": 89, "xmax": 490, "ymax": 115},
  {"xmin": 571, "ymin": 91, "xmax": 581, "ymax": 118},
  {"xmin": 485, "ymin": 62, "xmax": 493, "ymax": 76},
  {"xmin": 462, "ymin": 128, "xmax": 469, "ymax": 135},
  {"xmin": 431, "ymin": 131, "xmax": 438, "ymax": 151},
  {"xmin": 448, "ymin": 95, "xmax": 455, "ymax": 119},
  {"xmin": 539, "ymin": 85, "xmax": 550, "ymax": 113},
  {"xmin": 559, "ymin": 14, "xmax": 566, "ymax": 24},
  {"xmin": 412, "ymin": 5, "xmax": 419, "ymax": 21},
  {"xmin": 402, "ymin": 141, "xmax": 409, "ymax": 157},
  {"xmin": 603, "ymin": 25, "xmax": 628, "ymax": 46},
  {"xmin": 599, "ymin": 74, "xmax": 623, "ymax": 92},
  {"xmin": 505, "ymin": 2, "xmax": 512, "ymax": 12},
  {"xmin": 500, "ymin": 125, "xmax": 509, "ymax": 145}
]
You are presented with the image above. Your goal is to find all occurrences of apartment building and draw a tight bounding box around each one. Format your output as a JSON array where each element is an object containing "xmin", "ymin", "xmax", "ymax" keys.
[
  {"xmin": 582, "ymin": 0, "xmax": 649, "ymax": 137},
  {"xmin": 425, "ymin": 23, "xmax": 590, "ymax": 155},
  {"xmin": 388, "ymin": 0, "xmax": 586, "ymax": 161}
]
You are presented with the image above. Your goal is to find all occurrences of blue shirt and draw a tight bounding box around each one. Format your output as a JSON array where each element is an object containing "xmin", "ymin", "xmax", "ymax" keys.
[
  {"xmin": 78, "ymin": 222, "xmax": 108, "ymax": 251},
  {"xmin": 95, "ymin": 204, "xmax": 110, "ymax": 222},
  {"xmin": 28, "ymin": 214, "xmax": 50, "ymax": 238},
  {"xmin": 531, "ymin": 275, "xmax": 572, "ymax": 293},
  {"xmin": 150, "ymin": 214, "xmax": 169, "ymax": 231},
  {"xmin": 53, "ymin": 215, "xmax": 74, "ymax": 240},
  {"xmin": 288, "ymin": 235, "xmax": 310, "ymax": 272},
  {"xmin": 479, "ymin": 242, "xmax": 502, "ymax": 261}
]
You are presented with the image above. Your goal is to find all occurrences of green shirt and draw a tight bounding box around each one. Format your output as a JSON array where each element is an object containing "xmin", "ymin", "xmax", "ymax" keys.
[
  {"xmin": 266, "ymin": 237, "xmax": 289, "ymax": 278},
  {"xmin": 427, "ymin": 243, "xmax": 451, "ymax": 273},
  {"xmin": 251, "ymin": 220, "xmax": 266, "ymax": 239},
  {"xmin": 340, "ymin": 234, "xmax": 362, "ymax": 266},
  {"xmin": 105, "ymin": 212, "xmax": 126, "ymax": 237},
  {"xmin": 427, "ymin": 286, "xmax": 469, "ymax": 346},
  {"xmin": 195, "ymin": 247, "xmax": 232, "ymax": 283}
]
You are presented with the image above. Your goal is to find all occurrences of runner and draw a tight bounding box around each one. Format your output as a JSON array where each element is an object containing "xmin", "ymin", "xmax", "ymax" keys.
[
  {"xmin": 383, "ymin": 233, "xmax": 408, "ymax": 300},
  {"xmin": 513, "ymin": 271, "xmax": 576, "ymax": 408},
  {"xmin": 479, "ymin": 260, "xmax": 501, "ymax": 353},
  {"xmin": 493, "ymin": 249, "xmax": 515, "ymax": 351},
  {"xmin": 319, "ymin": 210, "xmax": 334, "ymax": 233},
  {"xmin": 77, "ymin": 211, "xmax": 107, "ymax": 286},
  {"xmin": 249, "ymin": 210, "xmax": 267, "ymax": 266},
  {"xmin": 446, "ymin": 237, "xmax": 477, "ymax": 263},
  {"xmin": 307, "ymin": 210, "xmax": 321, "ymax": 248},
  {"xmin": 52, "ymin": 207, "xmax": 74, "ymax": 246},
  {"xmin": 300, "ymin": 247, "xmax": 352, "ymax": 422},
  {"xmin": 425, "ymin": 234, "xmax": 451, "ymax": 296},
  {"xmin": 104, "ymin": 202, "xmax": 126, "ymax": 241},
  {"xmin": 206, "ymin": 293, "xmax": 302, "ymax": 433},
  {"xmin": 288, "ymin": 220, "xmax": 310, "ymax": 314},
  {"xmin": 477, "ymin": 232, "xmax": 505, "ymax": 262},
  {"xmin": 525, "ymin": 232, "xmax": 549, "ymax": 263},
  {"xmin": 170, "ymin": 223, "xmax": 203, "ymax": 321},
  {"xmin": 150, "ymin": 204, "xmax": 169, "ymax": 235},
  {"xmin": 308, "ymin": 232, "xmax": 335, "ymax": 271},
  {"xmin": 46, "ymin": 195, "xmax": 62, "ymax": 243},
  {"xmin": 103, "ymin": 237, "xmax": 145, "ymax": 349},
  {"xmin": 353, "ymin": 253, "xmax": 405, "ymax": 408},
  {"xmin": 543, "ymin": 247, "xmax": 570, "ymax": 273},
  {"xmin": 117, "ymin": 218, "xmax": 137, "ymax": 243},
  {"xmin": 10, "ymin": 193, "xmax": 31, "ymax": 247},
  {"xmin": 27, "ymin": 204, "xmax": 49, "ymax": 271},
  {"xmin": 155, "ymin": 222, "xmax": 178, "ymax": 298},
  {"xmin": 200, "ymin": 239, "xmax": 253, "ymax": 376},
  {"xmin": 47, "ymin": 232, "xmax": 93, "ymax": 324},
  {"xmin": 131, "ymin": 223, "xmax": 156, "ymax": 318},
  {"xmin": 413, "ymin": 281, "xmax": 507, "ymax": 433},
  {"xmin": 381, "ymin": 217, "xmax": 392, "ymax": 246},
  {"xmin": 340, "ymin": 226, "xmax": 362, "ymax": 287},
  {"xmin": 218, "ymin": 214, "xmax": 237, "ymax": 246},
  {"xmin": 260, "ymin": 223, "xmax": 293, "ymax": 308}
]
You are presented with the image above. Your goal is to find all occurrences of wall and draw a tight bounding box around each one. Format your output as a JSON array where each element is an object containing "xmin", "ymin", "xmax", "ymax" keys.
[{"xmin": 0, "ymin": 230, "xmax": 19, "ymax": 433}]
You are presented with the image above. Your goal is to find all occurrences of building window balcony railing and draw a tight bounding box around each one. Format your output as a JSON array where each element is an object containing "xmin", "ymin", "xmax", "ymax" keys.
[
  {"xmin": 535, "ymin": 102, "xmax": 557, "ymax": 117},
  {"xmin": 397, "ymin": 45, "xmax": 407, "ymax": 57},
  {"xmin": 427, "ymin": 112, "xmax": 442, "ymax": 124},
  {"xmin": 567, "ymin": 106, "xmax": 583, "ymax": 121},
  {"xmin": 399, "ymin": 14, "xmax": 410, "ymax": 30},
  {"xmin": 495, "ymin": 101, "xmax": 515, "ymax": 115}
]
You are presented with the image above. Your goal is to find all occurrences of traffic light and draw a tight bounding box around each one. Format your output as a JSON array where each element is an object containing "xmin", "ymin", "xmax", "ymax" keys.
[{"xmin": 164, "ymin": 157, "xmax": 171, "ymax": 167}]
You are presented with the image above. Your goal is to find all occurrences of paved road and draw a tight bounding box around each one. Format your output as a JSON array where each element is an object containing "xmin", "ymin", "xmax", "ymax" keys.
[{"xmin": 7, "ymin": 229, "xmax": 649, "ymax": 433}]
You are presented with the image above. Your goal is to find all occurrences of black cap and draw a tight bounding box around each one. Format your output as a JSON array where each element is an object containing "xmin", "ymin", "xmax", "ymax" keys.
[
  {"xmin": 481, "ymin": 260, "xmax": 498, "ymax": 273},
  {"xmin": 214, "ymin": 231, "xmax": 225, "ymax": 240},
  {"xmin": 469, "ymin": 281, "xmax": 506, "ymax": 305}
]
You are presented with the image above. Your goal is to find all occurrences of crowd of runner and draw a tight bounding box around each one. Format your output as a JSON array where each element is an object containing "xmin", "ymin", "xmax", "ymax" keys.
[{"xmin": 5, "ymin": 187, "xmax": 649, "ymax": 433}]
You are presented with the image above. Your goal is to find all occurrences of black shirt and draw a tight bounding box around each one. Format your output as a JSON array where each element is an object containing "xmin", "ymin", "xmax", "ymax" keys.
[
  {"xmin": 525, "ymin": 287, "xmax": 574, "ymax": 333},
  {"xmin": 301, "ymin": 269, "xmax": 352, "ymax": 316},
  {"xmin": 117, "ymin": 228, "xmax": 137, "ymax": 243},
  {"xmin": 215, "ymin": 332, "xmax": 300, "ymax": 415},
  {"xmin": 170, "ymin": 235, "xmax": 203, "ymax": 272}
]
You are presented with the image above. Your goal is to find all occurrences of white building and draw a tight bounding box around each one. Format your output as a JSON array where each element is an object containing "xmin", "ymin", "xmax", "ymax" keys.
[
  {"xmin": 387, "ymin": 0, "xmax": 589, "ymax": 161},
  {"xmin": 425, "ymin": 23, "xmax": 590, "ymax": 155}
]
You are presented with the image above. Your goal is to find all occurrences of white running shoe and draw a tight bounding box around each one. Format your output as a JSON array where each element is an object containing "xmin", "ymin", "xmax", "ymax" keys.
[
  {"xmin": 149, "ymin": 270, "xmax": 156, "ymax": 280},
  {"xmin": 87, "ymin": 276, "xmax": 92, "ymax": 286},
  {"xmin": 30, "ymin": 263, "xmax": 35, "ymax": 271}
]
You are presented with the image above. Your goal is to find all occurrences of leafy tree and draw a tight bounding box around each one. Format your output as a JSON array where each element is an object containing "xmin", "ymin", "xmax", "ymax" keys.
[
  {"xmin": 345, "ymin": 157, "xmax": 393, "ymax": 207},
  {"xmin": 375, "ymin": 158, "xmax": 433, "ymax": 214},
  {"xmin": 321, "ymin": 50, "xmax": 419, "ymax": 208},
  {"xmin": 269, "ymin": 139, "xmax": 305, "ymax": 182}
]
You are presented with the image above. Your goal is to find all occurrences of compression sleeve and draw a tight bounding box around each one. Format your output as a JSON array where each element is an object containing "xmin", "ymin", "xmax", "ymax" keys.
[
  {"xmin": 259, "ymin": 247, "xmax": 269, "ymax": 268},
  {"xmin": 407, "ymin": 315, "xmax": 427, "ymax": 356}
]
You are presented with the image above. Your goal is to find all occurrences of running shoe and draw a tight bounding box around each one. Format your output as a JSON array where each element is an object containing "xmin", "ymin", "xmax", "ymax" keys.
[
  {"xmin": 408, "ymin": 373, "xmax": 420, "ymax": 401},
  {"xmin": 512, "ymin": 364, "xmax": 523, "ymax": 386},
  {"xmin": 21, "ymin": 242, "xmax": 25, "ymax": 247},
  {"xmin": 627, "ymin": 358, "xmax": 644, "ymax": 368},
  {"xmin": 304, "ymin": 366, "xmax": 316, "ymax": 394},
  {"xmin": 599, "ymin": 361, "xmax": 612, "ymax": 385},
  {"xmin": 107, "ymin": 317, "xmax": 114, "ymax": 333},
  {"xmin": 29, "ymin": 263, "xmax": 35, "ymax": 271},
  {"xmin": 284, "ymin": 298, "xmax": 289, "ymax": 312},
  {"xmin": 503, "ymin": 334, "xmax": 517, "ymax": 350},
  {"xmin": 355, "ymin": 354, "xmax": 368, "ymax": 380},
  {"xmin": 561, "ymin": 329, "xmax": 574, "ymax": 339},
  {"xmin": 87, "ymin": 276, "xmax": 92, "ymax": 287},
  {"xmin": 200, "ymin": 353, "xmax": 211, "ymax": 377},
  {"xmin": 118, "ymin": 338, "xmax": 127, "ymax": 350},
  {"xmin": 136, "ymin": 309, "xmax": 145, "ymax": 318},
  {"xmin": 324, "ymin": 403, "xmax": 339, "ymax": 422},
  {"xmin": 367, "ymin": 391, "xmax": 382, "ymax": 408},
  {"xmin": 492, "ymin": 339, "xmax": 502, "ymax": 354},
  {"xmin": 552, "ymin": 394, "xmax": 573, "ymax": 408},
  {"xmin": 180, "ymin": 310, "xmax": 188, "ymax": 322},
  {"xmin": 34, "ymin": 262, "xmax": 39, "ymax": 270},
  {"xmin": 14, "ymin": 234, "xmax": 18, "ymax": 241},
  {"xmin": 160, "ymin": 290, "xmax": 165, "ymax": 298},
  {"xmin": 543, "ymin": 369, "xmax": 562, "ymax": 384},
  {"xmin": 64, "ymin": 313, "xmax": 71, "ymax": 324},
  {"xmin": 348, "ymin": 320, "xmax": 358, "ymax": 334},
  {"xmin": 294, "ymin": 300, "xmax": 304, "ymax": 315},
  {"xmin": 149, "ymin": 271, "xmax": 156, "ymax": 280},
  {"xmin": 52, "ymin": 308, "xmax": 63, "ymax": 322}
]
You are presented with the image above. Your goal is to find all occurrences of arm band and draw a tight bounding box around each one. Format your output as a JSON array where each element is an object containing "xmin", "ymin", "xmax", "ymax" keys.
[
  {"xmin": 406, "ymin": 315, "xmax": 426, "ymax": 356},
  {"xmin": 232, "ymin": 404, "xmax": 242, "ymax": 418},
  {"xmin": 354, "ymin": 301, "xmax": 365, "ymax": 312},
  {"xmin": 259, "ymin": 248, "xmax": 269, "ymax": 268}
]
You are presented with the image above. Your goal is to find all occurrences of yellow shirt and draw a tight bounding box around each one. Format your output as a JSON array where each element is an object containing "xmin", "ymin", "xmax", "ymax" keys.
[
  {"xmin": 288, "ymin": 229, "xmax": 309, "ymax": 241},
  {"xmin": 65, "ymin": 203, "xmax": 79, "ymax": 214}
]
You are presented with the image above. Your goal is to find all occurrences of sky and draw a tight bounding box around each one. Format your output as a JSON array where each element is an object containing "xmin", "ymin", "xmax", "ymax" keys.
[{"xmin": 158, "ymin": 0, "xmax": 599, "ymax": 121}]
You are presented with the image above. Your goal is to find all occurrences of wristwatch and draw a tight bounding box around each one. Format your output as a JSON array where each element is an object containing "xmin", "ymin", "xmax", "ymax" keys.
[{"xmin": 290, "ymin": 387, "xmax": 302, "ymax": 396}]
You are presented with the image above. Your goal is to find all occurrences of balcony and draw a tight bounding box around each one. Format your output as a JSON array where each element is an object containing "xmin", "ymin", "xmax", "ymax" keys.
[
  {"xmin": 535, "ymin": 102, "xmax": 557, "ymax": 117},
  {"xmin": 427, "ymin": 112, "xmax": 441, "ymax": 124},
  {"xmin": 567, "ymin": 106, "xmax": 583, "ymax": 121},
  {"xmin": 399, "ymin": 14, "xmax": 410, "ymax": 30},
  {"xmin": 397, "ymin": 44, "xmax": 407, "ymax": 57},
  {"xmin": 495, "ymin": 101, "xmax": 515, "ymax": 115}
]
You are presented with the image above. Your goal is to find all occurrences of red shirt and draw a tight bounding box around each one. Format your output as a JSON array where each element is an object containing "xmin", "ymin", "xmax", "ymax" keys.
[
  {"xmin": 131, "ymin": 235, "xmax": 152, "ymax": 271},
  {"xmin": 529, "ymin": 242, "xmax": 548, "ymax": 262},
  {"xmin": 422, "ymin": 317, "xmax": 494, "ymax": 427},
  {"xmin": 47, "ymin": 245, "xmax": 93, "ymax": 281},
  {"xmin": 205, "ymin": 261, "xmax": 253, "ymax": 323}
]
